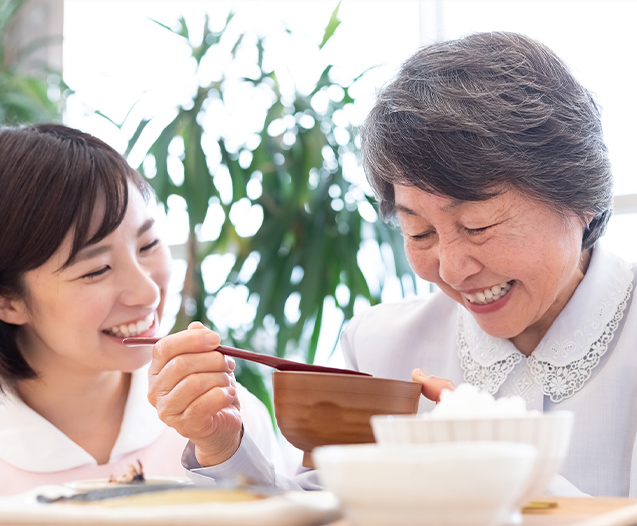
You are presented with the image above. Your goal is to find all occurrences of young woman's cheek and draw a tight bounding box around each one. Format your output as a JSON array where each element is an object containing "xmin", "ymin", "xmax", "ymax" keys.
[
  {"xmin": 145, "ymin": 243, "xmax": 172, "ymax": 282},
  {"xmin": 151, "ymin": 246, "xmax": 173, "ymax": 320}
]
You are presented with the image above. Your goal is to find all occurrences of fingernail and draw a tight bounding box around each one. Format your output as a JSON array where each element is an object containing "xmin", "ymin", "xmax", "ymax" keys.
[
  {"xmin": 205, "ymin": 332, "xmax": 219, "ymax": 347},
  {"xmin": 227, "ymin": 357, "xmax": 236, "ymax": 371},
  {"xmin": 413, "ymin": 368, "xmax": 429, "ymax": 379}
]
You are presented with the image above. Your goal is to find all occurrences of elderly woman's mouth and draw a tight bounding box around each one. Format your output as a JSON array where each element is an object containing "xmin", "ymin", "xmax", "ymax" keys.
[
  {"xmin": 463, "ymin": 281, "xmax": 513, "ymax": 305},
  {"xmin": 104, "ymin": 313, "xmax": 155, "ymax": 338}
]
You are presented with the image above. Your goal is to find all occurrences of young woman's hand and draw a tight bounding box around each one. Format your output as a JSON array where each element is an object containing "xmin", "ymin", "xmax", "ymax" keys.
[
  {"xmin": 411, "ymin": 368, "xmax": 455, "ymax": 403},
  {"xmin": 147, "ymin": 322, "xmax": 243, "ymax": 467}
]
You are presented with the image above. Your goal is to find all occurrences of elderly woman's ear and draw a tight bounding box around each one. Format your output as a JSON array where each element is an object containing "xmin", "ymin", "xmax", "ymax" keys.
[{"xmin": 0, "ymin": 295, "xmax": 28, "ymax": 325}]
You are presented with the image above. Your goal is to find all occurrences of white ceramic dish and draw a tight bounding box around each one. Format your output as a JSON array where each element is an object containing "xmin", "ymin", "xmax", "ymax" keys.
[
  {"xmin": 0, "ymin": 485, "xmax": 341, "ymax": 526},
  {"xmin": 371, "ymin": 410, "xmax": 574, "ymax": 507},
  {"xmin": 64, "ymin": 477, "xmax": 192, "ymax": 491},
  {"xmin": 314, "ymin": 441, "xmax": 537, "ymax": 526}
]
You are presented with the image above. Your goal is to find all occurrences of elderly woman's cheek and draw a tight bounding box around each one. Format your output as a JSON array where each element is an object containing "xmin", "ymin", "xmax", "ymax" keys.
[{"xmin": 405, "ymin": 244, "xmax": 438, "ymax": 282}]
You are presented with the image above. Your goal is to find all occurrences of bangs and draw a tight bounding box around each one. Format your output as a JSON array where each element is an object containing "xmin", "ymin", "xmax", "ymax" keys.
[
  {"xmin": 63, "ymin": 148, "xmax": 149, "ymax": 268},
  {"xmin": 64, "ymin": 164, "xmax": 129, "ymax": 269}
]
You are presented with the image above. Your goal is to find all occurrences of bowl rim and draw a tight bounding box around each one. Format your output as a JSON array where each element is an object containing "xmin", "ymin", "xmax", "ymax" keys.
[
  {"xmin": 272, "ymin": 370, "xmax": 423, "ymax": 394},
  {"xmin": 370, "ymin": 409, "xmax": 574, "ymax": 423},
  {"xmin": 272, "ymin": 370, "xmax": 419, "ymax": 383},
  {"xmin": 313, "ymin": 440, "xmax": 538, "ymax": 463}
]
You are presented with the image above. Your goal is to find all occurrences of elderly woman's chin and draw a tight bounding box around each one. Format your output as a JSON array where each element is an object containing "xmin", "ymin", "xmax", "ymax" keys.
[
  {"xmin": 473, "ymin": 318, "xmax": 526, "ymax": 341},
  {"xmin": 460, "ymin": 287, "xmax": 532, "ymax": 340}
]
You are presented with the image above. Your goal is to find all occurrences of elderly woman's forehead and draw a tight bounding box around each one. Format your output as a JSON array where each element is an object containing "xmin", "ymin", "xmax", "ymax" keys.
[{"xmin": 392, "ymin": 184, "xmax": 554, "ymax": 213}]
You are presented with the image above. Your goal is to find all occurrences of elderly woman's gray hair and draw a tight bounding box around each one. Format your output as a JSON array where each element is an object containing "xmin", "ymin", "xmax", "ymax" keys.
[{"xmin": 360, "ymin": 31, "xmax": 613, "ymax": 251}]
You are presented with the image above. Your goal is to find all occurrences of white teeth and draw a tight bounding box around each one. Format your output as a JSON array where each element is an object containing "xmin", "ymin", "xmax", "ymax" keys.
[
  {"xmin": 107, "ymin": 313, "xmax": 154, "ymax": 338},
  {"xmin": 464, "ymin": 281, "xmax": 512, "ymax": 305}
]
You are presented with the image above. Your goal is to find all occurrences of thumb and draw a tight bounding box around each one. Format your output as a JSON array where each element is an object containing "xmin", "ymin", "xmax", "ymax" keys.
[
  {"xmin": 412, "ymin": 368, "xmax": 455, "ymax": 403},
  {"xmin": 187, "ymin": 321, "xmax": 208, "ymax": 331}
]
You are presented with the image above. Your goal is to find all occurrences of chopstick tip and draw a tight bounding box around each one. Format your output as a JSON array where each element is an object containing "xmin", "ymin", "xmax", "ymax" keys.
[{"xmin": 122, "ymin": 336, "xmax": 161, "ymax": 347}]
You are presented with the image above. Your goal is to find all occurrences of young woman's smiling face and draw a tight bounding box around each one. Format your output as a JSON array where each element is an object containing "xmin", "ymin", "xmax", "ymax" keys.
[
  {"xmin": 13, "ymin": 183, "xmax": 172, "ymax": 376},
  {"xmin": 394, "ymin": 185, "xmax": 589, "ymax": 353}
]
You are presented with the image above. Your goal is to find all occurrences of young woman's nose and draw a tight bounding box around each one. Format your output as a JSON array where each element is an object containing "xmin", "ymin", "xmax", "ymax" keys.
[
  {"xmin": 118, "ymin": 261, "xmax": 161, "ymax": 308},
  {"xmin": 436, "ymin": 237, "xmax": 482, "ymax": 287}
]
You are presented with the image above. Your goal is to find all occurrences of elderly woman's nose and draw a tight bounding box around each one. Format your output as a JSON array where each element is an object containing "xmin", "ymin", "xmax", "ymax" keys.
[{"xmin": 437, "ymin": 238, "xmax": 481, "ymax": 286}]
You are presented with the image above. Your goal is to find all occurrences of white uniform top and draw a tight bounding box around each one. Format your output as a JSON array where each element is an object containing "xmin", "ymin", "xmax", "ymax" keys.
[
  {"xmin": 0, "ymin": 365, "xmax": 286, "ymax": 496},
  {"xmin": 340, "ymin": 241, "xmax": 637, "ymax": 497}
]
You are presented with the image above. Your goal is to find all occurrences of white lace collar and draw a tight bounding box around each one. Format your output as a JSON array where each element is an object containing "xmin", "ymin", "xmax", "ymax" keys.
[{"xmin": 457, "ymin": 243, "xmax": 634, "ymax": 402}]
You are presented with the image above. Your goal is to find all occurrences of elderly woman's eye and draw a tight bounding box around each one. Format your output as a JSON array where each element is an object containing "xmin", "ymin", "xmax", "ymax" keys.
[
  {"xmin": 410, "ymin": 231, "xmax": 434, "ymax": 240},
  {"xmin": 466, "ymin": 225, "xmax": 492, "ymax": 235}
]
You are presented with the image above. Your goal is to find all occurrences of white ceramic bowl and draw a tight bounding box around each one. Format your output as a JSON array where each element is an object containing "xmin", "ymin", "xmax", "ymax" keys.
[
  {"xmin": 371, "ymin": 410, "xmax": 574, "ymax": 507},
  {"xmin": 313, "ymin": 441, "xmax": 537, "ymax": 526}
]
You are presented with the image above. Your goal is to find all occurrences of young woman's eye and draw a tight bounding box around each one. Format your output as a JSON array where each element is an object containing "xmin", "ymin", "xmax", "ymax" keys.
[
  {"xmin": 81, "ymin": 266, "xmax": 110, "ymax": 280},
  {"xmin": 140, "ymin": 239, "xmax": 160, "ymax": 252}
]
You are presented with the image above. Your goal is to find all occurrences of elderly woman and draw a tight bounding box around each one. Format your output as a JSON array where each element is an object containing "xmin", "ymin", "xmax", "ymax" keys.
[
  {"xmin": 340, "ymin": 31, "xmax": 635, "ymax": 497},
  {"xmin": 150, "ymin": 31, "xmax": 634, "ymax": 495}
]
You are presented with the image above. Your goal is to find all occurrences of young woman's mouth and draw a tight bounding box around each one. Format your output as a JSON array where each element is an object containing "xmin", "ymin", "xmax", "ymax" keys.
[
  {"xmin": 462, "ymin": 281, "xmax": 513, "ymax": 305},
  {"xmin": 104, "ymin": 313, "xmax": 155, "ymax": 338}
]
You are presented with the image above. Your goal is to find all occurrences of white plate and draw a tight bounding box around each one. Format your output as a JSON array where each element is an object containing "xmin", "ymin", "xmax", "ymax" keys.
[
  {"xmin": 0, "ymin": 485, "xmax": 342, "ymax": 526},
  {"xmin": 64, "ymin": 477, "xmax": 192, "ymax": 491}
]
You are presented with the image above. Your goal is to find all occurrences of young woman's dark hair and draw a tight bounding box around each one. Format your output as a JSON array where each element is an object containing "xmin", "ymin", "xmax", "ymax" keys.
[
  {"xmin": 360, "ymin": 31, "xmax": 613, "ymax": 251},
  {"xmin": 0, "ymin": 123, "xmax": 149, "ymax": 390}
]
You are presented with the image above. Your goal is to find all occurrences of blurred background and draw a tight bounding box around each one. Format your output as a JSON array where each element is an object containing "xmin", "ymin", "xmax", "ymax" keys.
[{"xmin": 3, "ymin": 0, "xmax": 636, "ymax": 413}]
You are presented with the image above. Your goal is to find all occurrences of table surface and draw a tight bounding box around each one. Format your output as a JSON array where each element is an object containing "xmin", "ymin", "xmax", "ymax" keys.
[
  {"xmin": 326, "ymin": 497, "xmax": 637, "ymax": 526},
  {"xmin": 521, "ymin": 497, "xmax": 637, "ymax": 525}
]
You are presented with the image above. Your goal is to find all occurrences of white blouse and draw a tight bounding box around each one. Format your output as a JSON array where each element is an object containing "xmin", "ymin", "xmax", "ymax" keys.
[{"xmin": 340, "ymin": 242, "xmax": 637, "ymax": 498}]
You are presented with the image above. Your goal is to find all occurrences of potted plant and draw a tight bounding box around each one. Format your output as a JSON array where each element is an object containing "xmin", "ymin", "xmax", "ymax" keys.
[
  {"xmin": 0, "ymin": 0, "xmax": 65, "ymax": 124},
  {"xmin": 111, "ymin": 4, "xmax": 415, "ymax": 412}
]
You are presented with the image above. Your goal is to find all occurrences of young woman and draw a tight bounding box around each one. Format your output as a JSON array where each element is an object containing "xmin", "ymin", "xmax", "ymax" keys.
[{"xmin": 0, "ymin": 123, "xmax": 284, "ymax": 496}]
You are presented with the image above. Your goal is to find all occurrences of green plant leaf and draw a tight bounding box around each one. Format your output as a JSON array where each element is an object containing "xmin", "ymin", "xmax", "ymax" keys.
[
  {"xmin": 234, "ymin": 363, "xmax": 275, "ymax": 424},
  {"xmin": 0, "ymin": 0, "xmax": 64, "ymax": 125},
  {"xmin": 319, "ymin": 1, "xmax": 342, "ymax": 49}
]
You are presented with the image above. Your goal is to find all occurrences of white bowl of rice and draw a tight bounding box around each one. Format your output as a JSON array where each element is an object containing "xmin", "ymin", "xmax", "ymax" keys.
[{"xmin": 371, "ymin": 384, "xmax": 574, "ymax": 508}]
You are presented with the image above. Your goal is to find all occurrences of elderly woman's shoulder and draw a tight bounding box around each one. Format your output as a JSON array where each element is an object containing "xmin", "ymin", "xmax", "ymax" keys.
[
  {"xmin": 346, "ymin": 290, "xmax": 456, "ymax": 331},
  {"xmin": 339, "ymin": 291, "xmax": 458, "ymax": 371}
]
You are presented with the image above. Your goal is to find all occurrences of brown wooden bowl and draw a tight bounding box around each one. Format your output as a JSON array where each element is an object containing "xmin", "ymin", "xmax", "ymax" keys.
[{"xmin": 272, "ymin": 370, "xmax": 422, "ymax": 468}]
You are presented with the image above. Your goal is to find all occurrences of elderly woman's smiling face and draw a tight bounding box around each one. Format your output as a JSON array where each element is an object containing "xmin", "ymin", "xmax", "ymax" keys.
[{"xmin": 394, "ymin": 185, "xmax": 590, "ymax": 355}]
